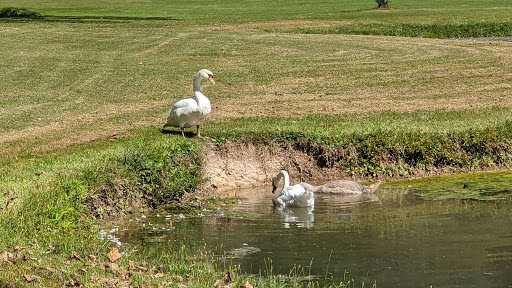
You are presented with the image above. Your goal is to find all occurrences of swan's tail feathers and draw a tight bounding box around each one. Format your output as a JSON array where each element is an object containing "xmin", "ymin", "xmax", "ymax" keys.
[
  {"xmin": 363, "ymin": 181, "xmax": 381, "ymax": 193},
  {"xmin": 163, "ymin": 114, "xmax": 178, "ymax": 130},
  {"xmin": 298, "ymin": 182, "xmax": 315, "ymax": 193},
  {"xmin": 162, "ymin": 121, "xmax": 175, "ymax": 130},
  {"xmin": 162, "ymin": 115, "xmax": 171, "ymax": 129}
]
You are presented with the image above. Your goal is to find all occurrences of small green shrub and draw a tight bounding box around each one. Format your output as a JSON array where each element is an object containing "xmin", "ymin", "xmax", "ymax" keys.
[
  {"xmin": 0, "ymin": 7, "xmax": 40, "ymax": 18},
  {"xmin": 211, "ymin": 137, "xmax": 227, "ymax": 147},
  {"xmin": 376, "ymin": 0, "xmax": 390, "ymax": 9}
]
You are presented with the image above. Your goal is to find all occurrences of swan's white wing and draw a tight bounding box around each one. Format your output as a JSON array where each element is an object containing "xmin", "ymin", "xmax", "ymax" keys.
[
  {"xmin": 165, "ymin": 98, "xmax": 199, "ymax": 128},
  {"xmin": 277, "ymin": 184, "xmax": 314, "ymax": 208},
  {"xmin": 169, "ymin": 98, "xmax": 198, "ymax": 115},
  {"xmin": 288, "ymin": 190, "xmax": 314, "ymax": 208}
]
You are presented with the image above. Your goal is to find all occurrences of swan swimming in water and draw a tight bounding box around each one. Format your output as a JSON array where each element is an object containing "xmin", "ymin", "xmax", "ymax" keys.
[
  {"xmin": 299, "ymin": 180, "xmax": 381, "ymax": 195},
  {"xmin": 272, "ymin": 170, "xmax": 314, "ymax": 208},
  {"xmin": 273, "ymin": 170, "xmax": 380, "ymax": 196},
  {"xmin": 163, "ymin": 69, "xmax": 215, "ymax": 137}
]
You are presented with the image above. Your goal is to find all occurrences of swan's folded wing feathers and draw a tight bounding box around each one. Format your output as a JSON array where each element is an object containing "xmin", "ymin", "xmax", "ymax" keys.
[
  {"xmin": 276, "ymin": 186, "xmax": 297, "ymax": 202},
  {"xmin": 277, "ymin": 185, "xmax": 306, "ymax": 203},
  {"xmin": 169, "ymin": 98, "xmax": 198, "ymax": 114},
  {"xmin": 278, "ymin": 184, "xmax": 314, "ymax": 208},
  {"xmin": 289, "ymin": 190, "xmax": 314, "ymax": 208},
  {"xmin": 287, "ymin": 184, "xmax": 306, "ymax": 197},
  {"xmin": 318, "ymin": 180, "xmax": 363, "ymax": 194}
]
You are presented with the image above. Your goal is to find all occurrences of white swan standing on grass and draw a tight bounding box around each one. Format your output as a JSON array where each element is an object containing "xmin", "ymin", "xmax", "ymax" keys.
[
  {"xmin": 272, "ymin": 170, "xmax": 314, "ymax": 208},
  {"xmin": 163, "ymin": 69, "xmax": 215, "ymax": 137}
]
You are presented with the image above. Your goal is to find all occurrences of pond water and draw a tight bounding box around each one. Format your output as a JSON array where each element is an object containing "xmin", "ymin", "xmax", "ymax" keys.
[{"xmin": 102, "ymin": 185, "xmax": 512, "ymax": 287}]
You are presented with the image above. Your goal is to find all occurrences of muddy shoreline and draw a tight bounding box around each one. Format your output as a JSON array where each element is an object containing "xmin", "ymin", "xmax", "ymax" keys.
[{"xmin": 197, "ymin": 140, "xmax": 512, "ymax": 195}]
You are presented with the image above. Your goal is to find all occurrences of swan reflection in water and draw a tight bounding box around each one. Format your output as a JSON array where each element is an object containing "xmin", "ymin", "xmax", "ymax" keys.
[
  {"xmin": 274, "ymin": 192, "xmax": 381, "ymax": 229},
  {"xmin": 276, "ymin": 206, "xmax": 315, "ymax": 229}
]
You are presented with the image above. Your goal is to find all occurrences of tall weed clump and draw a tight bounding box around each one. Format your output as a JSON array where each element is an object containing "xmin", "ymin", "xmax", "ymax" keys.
[
  {"xmin": 68, "ymin": 135, "xmax": 203, "ymax": 220},
  {"xmin": 116, "ymin": 136, "xmax": 203, "ymax": 205}
]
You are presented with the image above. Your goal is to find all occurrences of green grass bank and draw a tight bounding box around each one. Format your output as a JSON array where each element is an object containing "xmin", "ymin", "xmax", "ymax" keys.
[{"xmin": 2, "ymin": 122, "xmax": 512, "ymax": 286}]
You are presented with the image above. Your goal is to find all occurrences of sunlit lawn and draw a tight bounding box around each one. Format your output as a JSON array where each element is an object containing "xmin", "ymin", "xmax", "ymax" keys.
[{"xmin": 1, "ymin": 0, "xmax": 512, "ymax": 286}]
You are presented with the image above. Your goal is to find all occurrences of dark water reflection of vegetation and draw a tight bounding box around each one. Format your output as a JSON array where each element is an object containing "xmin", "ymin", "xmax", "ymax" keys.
[{"xmin": 104, "ymin": 176, "xmax": 512, "ymax": 287}]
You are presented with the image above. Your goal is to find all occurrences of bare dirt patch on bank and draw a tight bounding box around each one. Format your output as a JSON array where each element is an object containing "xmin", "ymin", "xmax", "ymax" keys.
[
  {"xmin": 198, "ymin": 140, "xmax": 512, "ymax": 195},
  {"xmin": 199, "ymin": 141, "xmax": 329, "ymax": 194},
  {"xmin": 198, "ymin": 141, "xmax": 376, "ymax": 195}
]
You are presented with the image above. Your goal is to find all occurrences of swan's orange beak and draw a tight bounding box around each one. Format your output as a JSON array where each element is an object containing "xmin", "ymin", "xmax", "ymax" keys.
[
  {"xmin": 208, "ymin": 76, "xmax": 215, "ymax": 85},
  {"xmin": 272, "ymin": 184, "xmax": 277, "ymax": 194}
]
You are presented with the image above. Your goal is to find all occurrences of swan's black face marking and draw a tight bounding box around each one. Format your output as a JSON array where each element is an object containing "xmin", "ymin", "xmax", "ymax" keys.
[
  {"xmin": 207, "ymin": 74, "xmax": 215, "ymax": 85},
  {"xmin": 272, "ymin": 184, "xmax": 277, "ymax": 194}
]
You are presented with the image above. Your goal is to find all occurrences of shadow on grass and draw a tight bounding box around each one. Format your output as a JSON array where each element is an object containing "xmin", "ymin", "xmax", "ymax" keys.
[
  {"xmin": 0, "ymin": 15, "xmax": 178, "ymax": 23},
  {"xmin": 161, "ymin": 128, "xmax": 198, "ymax": 138}
]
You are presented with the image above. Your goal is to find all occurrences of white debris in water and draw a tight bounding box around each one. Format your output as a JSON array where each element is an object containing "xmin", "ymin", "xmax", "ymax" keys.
[
  {"xmin": 178, "ymin": 214, "xmax": 186, "ymax": 219},
  {"xmin": 198, "ymin": 213, "xmax": 205, "ymax": 217},
  {"xmin": 243, "ymin": 243, "xmax": 248, "ymax": 246},
  {"xmin": 98, "ymin": 230, "xmax": 122, "ymax": 247},
  {"xmin": 156, "ymin": 214, "xmax": 161, "ymax": 217},
  {"xmin": 141, "ymin": 215, "xmax": 147, "ymax": 219},
  {"xmin": 202, "ymin": 208, "xmax": 211, "ymax": 212},
  {"xmin": 135, "ymin": 217, "xmax": 140, "ymax": 221}
]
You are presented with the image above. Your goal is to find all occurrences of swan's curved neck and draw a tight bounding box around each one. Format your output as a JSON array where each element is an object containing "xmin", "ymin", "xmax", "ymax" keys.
[
  {"xmin": 193, "ymin": 75, "xmax": 203, "ymax": 93},
  {"xmin": 280, "ymin": 170, "xmax": 290, "ymax": 189}
]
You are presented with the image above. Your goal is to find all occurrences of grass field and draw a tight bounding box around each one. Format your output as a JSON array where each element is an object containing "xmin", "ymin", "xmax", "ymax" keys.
[
  {"xmin": 1, "ymin": 0, "xmax": 512, "ymax": 286},
  {"xmin": 1, "ymin": 1, "xmax": 511, "ymax": 166}
]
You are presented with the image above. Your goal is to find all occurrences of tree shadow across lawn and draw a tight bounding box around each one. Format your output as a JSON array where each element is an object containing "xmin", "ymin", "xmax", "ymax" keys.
[{"xmin": 0, "ymin": 14, "xmax": 178, "ymax": 23}]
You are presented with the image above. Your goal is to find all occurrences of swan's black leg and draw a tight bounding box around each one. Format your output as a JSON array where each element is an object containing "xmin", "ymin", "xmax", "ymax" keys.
[
  {"xmin": 181, "ymin": 127, "xmax": 185, "ymax": 137},
  {"xmin": 196, "ymin": 125, "xmax": 201, "ymax": 137}
]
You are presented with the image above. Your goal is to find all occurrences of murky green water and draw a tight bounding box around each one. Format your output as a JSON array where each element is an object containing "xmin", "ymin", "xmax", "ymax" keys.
[{"xmin": 103, "ymin": 176, "xmax": 512, "ymax": 287}]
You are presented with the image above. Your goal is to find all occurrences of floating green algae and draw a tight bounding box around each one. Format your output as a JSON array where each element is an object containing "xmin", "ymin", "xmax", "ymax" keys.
[
  {"xmin": 227, "ymin": 246, "xmax": 261, "ymax": 258},
  {"xmin": 385, "ymin": 170, "xmax": 512, "ymax": 200}
]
